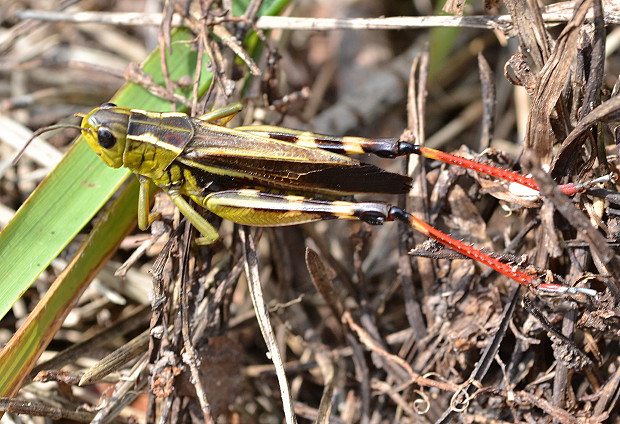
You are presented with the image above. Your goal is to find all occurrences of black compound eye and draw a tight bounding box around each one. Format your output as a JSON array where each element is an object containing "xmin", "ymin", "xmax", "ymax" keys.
[
  {"xmin": 97, "ymin": 127, "xmax": 116, "ymax": 149},
  {"xmin": 101, "ymin": 102, "xmax": 117, "ymax": 109}
]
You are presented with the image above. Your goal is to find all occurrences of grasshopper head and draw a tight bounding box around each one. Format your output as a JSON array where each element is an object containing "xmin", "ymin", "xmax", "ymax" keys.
[{"xmin": 80, "ymin": 103, "xmax": 130, "ymax": 168}]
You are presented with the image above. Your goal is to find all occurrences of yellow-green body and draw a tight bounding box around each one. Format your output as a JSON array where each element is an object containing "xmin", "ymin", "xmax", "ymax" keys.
[{"xmin": 79, "ymin": 103, "xmax": 411, "ymax": 243}]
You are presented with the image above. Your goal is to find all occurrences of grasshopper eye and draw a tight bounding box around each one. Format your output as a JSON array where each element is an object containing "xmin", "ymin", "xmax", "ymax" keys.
[{"xmin": 97, "ymin": 127, "xmax": 116, "ymax": 149}]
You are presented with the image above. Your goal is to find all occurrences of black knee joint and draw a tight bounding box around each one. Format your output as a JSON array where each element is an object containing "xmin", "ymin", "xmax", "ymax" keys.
[
  {"xmin": 397, "ymin": 142, "xmax": 420, "ymax": 156},
  {"xmin": 387, "ymin": 206, "xmax": 410, "ymax": 223}
]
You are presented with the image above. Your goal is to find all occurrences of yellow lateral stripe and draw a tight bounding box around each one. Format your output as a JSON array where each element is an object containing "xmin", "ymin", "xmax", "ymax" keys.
[
  {"xmin": 127, "ymin": 133, "xmax": 184, "ymax": 154},
  {"xmin": 132, "ymin": 110, "xmax": 188, "ymax": 118}
]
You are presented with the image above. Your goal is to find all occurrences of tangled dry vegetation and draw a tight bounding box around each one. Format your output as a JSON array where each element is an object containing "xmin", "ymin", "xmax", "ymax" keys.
[{"xmin": 1, "ymin": 0, "xmax": 620, "ymax": 423}]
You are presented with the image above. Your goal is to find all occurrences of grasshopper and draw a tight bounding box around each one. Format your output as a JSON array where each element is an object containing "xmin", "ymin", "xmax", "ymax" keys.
[{"xmin": 70, "ymin": 102, "xmax": 601, "ymax": 295}]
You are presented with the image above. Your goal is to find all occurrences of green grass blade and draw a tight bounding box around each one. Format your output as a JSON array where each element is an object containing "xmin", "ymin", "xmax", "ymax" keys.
[{"xmin": 0, "ymin": 178, "xmax": 141, "ymax": 396}]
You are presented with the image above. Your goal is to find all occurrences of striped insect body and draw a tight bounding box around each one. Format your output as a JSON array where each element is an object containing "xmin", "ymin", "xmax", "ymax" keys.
[{"xmin": 76, "ymin": 102, "xmax": 603, "ymax": 296}]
